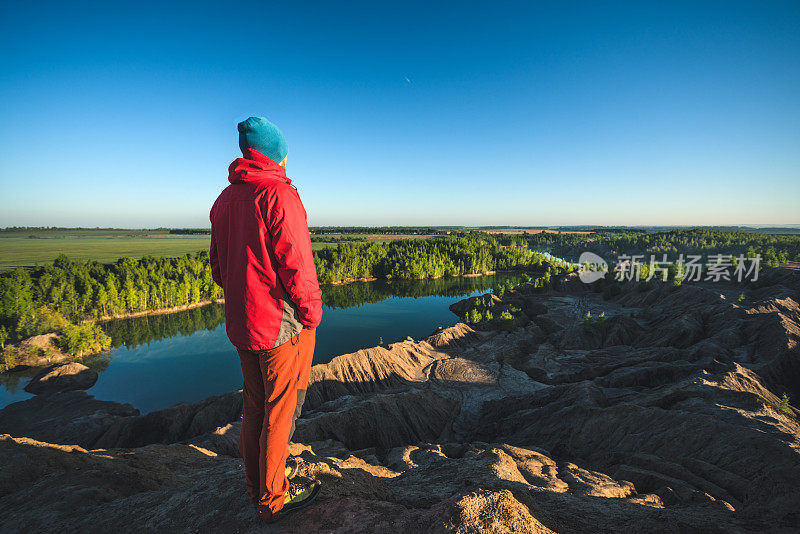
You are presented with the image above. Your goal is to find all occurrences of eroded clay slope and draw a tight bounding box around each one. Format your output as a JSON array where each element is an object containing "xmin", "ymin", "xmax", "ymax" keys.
[{"xmin": 1, "ymin": 267, "xmax": 799, "ymax": 532}]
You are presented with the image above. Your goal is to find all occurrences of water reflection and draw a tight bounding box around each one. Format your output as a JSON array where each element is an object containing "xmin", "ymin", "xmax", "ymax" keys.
[
  {"xmin": 322, "ymin": 272, "xmax": 532, "ymax": 309},
  {"xmin": 101, "ymin": 272, "xmax": 532, "ymax": 349},
  {"xmin": 0, "ymin": 367, "xmax": 38, "ymax": 395},
  {"xmin": 102, "ymin": 304, "xmax": 226, "ymax": 350}
]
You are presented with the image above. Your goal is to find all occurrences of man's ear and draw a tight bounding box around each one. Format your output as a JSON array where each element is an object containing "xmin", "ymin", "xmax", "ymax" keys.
[{"xmin": 279, "ymin": 157, "xmax": 287, "ymax": 168}]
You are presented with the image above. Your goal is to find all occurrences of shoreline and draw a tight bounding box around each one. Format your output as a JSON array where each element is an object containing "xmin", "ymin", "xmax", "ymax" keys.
[
  {"xmin": 90, "ymin": 299, "xmax": 225, "ymax": 323},
  {"xmin": 91, "ymin": 270, "xmax": 517, "ymax": 316},
  {"xmin": 323, "ymin": 269, "xmax": 512, "ymax": 285}
]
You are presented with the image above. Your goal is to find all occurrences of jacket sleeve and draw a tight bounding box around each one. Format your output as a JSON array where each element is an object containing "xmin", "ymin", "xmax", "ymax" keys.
[
  {"xmin": 209, "ymin": 202, "xmax": 223, "ymax": 288},
  {"xmin": 209, "ymin": 230, "xmax": 223, "ymax": 288},
  {"xmin": 265, "ymin": 185, "xmax": 323, "ymax": 328}
]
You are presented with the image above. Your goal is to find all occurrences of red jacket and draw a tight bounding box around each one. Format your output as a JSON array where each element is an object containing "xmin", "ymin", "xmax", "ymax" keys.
[{"xmin": 210, "ymin": 148, "xmax": 323, "ymax": 351}]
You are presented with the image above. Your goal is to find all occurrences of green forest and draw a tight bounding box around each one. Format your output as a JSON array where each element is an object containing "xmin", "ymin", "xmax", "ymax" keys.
[
  {"xmin": 314, "ymin": 234, "xmax": 543, "ymax": 283},
  {"xmin": 0, "ymin": 252, "xmax": 222, "ymax": 365},
  {"xmin": 497, "ymin": 228, "xmax": 800, "ymax": 266}
]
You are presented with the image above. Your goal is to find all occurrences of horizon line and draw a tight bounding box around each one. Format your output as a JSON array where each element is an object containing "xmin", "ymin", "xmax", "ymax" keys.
[{"xmin": 3, "ymin": 224, "xmax": 800, "ymax": 231}]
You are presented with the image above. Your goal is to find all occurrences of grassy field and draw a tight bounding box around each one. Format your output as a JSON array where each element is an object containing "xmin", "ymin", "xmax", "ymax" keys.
[
  {"xmin": 0, "ymin": 228, "xmax": 355, "ymax": 269},
  {"xmin": 0, "ymin": 233, "xmax": 211, "ymax": 269}
]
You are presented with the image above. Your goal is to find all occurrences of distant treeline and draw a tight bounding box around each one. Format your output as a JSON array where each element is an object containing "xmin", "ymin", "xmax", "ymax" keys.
[
  {"xmin": 310, "ymin": 235, "xmax": 363, "ymax": 243},
  {"xmin": 168, "ymin": 227, "xmax": 451, "ymax": 237},
  {"xmin": 482, "ymin": 225, "xmax": 800, "ymax": 235},
  {"xmin": 310, "ymin": 226, "xmax": 453, "ymax": 235},
  {"xmin": 314, "ymin": 234, "xmax": 548, "ymax": 284},
  {"xmin": 167, "ymin": 229, "xmax": 367, "ymax": 241},
  {"xmin": 1, "ymin": 226, "xmax": 131, "ymax": 232},
  {"xmin": 1, "ymin": 227, "xmax": 180, "ymax": 232},
  {"xmin": 7, "ymin": 225, "xmax": 799, "ymax": 235},
  {"xmin": 495, "ymin": 228, "xmax": 800, "ymax": 266},
  {"xmin": 169, "ymin": 229, "xmax": 211, "ymax": 235}
]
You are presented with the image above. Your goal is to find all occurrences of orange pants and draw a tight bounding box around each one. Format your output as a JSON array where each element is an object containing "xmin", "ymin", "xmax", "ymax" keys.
[{"xmin": 237, "ymin": 327, "xmax": 315, "ymax": 520}]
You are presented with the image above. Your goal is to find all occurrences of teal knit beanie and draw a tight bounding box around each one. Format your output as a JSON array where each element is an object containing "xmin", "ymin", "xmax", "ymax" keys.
[{"xmin": 237, "ymin": 116, "xmax": 288, "ymax": 164}]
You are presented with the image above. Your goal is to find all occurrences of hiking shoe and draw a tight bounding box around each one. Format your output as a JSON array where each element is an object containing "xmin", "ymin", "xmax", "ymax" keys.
[
  {"xmin": 280, "ymin": 478, "xmax": 322, "ymax": 517},
  {"xmin": 257, "ymin": 478, "xmax": 322, "ymax": 522},
  {"xmin": 249, "ymin": 460, "xmax": 301, "ymax": 510},
  {"xmin": 285, "ymin": 456, "xmax": 299, "ymax": 479}
]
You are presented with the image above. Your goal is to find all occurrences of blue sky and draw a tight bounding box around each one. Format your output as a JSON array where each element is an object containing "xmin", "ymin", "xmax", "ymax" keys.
[{"xmin": 1, "ymin": 0, "xmax": 798, "ymax": 227}]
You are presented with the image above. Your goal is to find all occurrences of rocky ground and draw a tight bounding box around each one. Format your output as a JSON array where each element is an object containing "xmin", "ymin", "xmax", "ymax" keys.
[{"xmin": 1, "ymin": 267, "xmax": 799, "ymax": 533}]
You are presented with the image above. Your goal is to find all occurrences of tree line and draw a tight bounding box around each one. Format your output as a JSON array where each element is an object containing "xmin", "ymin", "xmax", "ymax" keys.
[
  {"xmin": 314, "ymin": 234, "xmax": 544, "ymax": 283},
  {"xmin": 0, "ymin": 252, "xmax": 222, "ymax": 351},
  {"xmin": 497, "ymin": 228, "xmax": 800, "ymax": 267},
  {"xmin": 310, "ymin": 226, "xmax": 452, "ymax": 235}
]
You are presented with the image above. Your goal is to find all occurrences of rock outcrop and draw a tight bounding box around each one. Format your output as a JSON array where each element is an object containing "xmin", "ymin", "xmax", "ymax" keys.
[
  {"xmin": 0, "ymin": 388, "xmax": 243, "ymax": 451},
  {"xmin": 1, "ymin": 267, "xmax": 800, "ymax": 532},
  {"xmin": 23, "ymin": 362, "xmax": 98, "ymax": 394},
  {"xmin": 0, "ymin": 434, "xmax": 744, "ymax": 533},
  {"xmin": 0, "ymin": 391, "xmax": 139, "ymax": 446}
]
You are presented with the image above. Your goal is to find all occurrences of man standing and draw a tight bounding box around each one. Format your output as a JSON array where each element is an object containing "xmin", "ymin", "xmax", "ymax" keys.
[{"xmin": 209, "ymin": 116, "xmax": 323, "ymax": 522}]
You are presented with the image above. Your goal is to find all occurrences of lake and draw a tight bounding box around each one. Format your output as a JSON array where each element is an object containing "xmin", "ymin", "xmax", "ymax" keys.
[{"xmin": 0, "ymin": 273, "xmax": 529, "ymax": 413}]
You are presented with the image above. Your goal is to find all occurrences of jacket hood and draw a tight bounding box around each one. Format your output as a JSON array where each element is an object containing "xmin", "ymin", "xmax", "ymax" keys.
[{"xmin": 228, "ymin": 148, "xmax": 291, "ymax": 186}]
